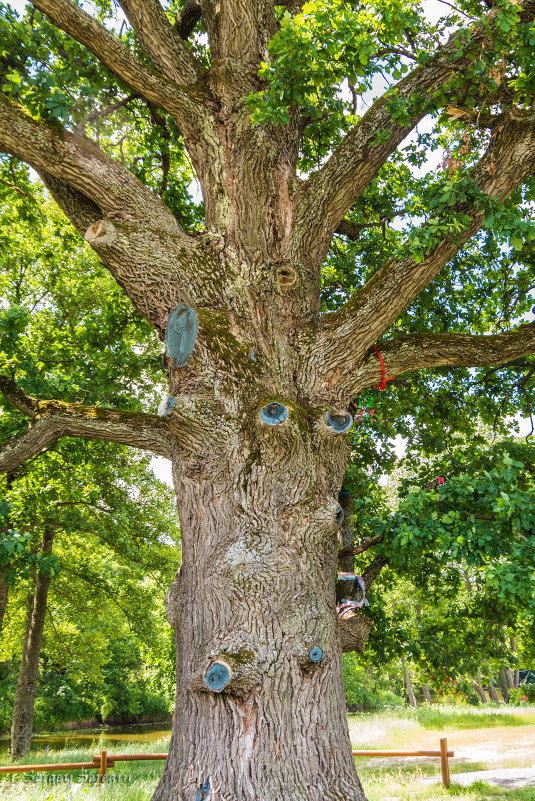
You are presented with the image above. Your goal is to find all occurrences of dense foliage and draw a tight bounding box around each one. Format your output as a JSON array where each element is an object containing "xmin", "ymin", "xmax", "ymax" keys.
[
  {"xmin": 0, "ymin": 166, "xmax": 179, "ymax": 734},
  {"xmin": 0, "ymin": 0, "xmax": 534, "ymax": 743}
]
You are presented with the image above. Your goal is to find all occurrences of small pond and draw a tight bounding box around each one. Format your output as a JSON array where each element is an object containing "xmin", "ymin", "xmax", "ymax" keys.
[{"xmin": 0, "ymin": 722, "xmax": 172, "ymax": 755}]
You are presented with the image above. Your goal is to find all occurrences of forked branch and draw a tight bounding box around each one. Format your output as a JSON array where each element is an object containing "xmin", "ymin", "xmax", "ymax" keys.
[
  {"xmin": 296, "ymin": 0, "xmax": 535, "ymax": 261},
  {"xmin": 0, "ymin": 93, "xmax": 179, "ymax": 230},
  {"xmin": 31, "ymin": 0, "xmax": 204, "ymax": 121},
  {"xmin": 300, "ymin": 117, "xmax": 535, "ymax": 401},
  {"xmin": 0, "ymin": 94, "xmax": 209, "ymax": 330},
  {"xmin": 116, "ymin": 0, "xmax": 204, "ymax": 84}
]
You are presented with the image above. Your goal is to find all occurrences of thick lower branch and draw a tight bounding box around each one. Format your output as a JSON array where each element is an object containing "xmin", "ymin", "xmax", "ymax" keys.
[
  {"xmin": 0, "ymin": 94, "xmax": 180, "ymax": 233},
  {"xmin": 31, "ymin": 0, "xmax": 203, "ymax": 118},
  {"xmin": 0, "ymin": 96, "xmax": 210, "ymax": 329},
  {"xmin": 352, "ymin": 326, "xmax": 535, "ymax": 393},
  {"xmin": 0, "ymin": 384, "xmax": 173, "ymax": 472},
  {"xmin": 338, "ymin": 532, "xmax": 383, "ymax": 559}
]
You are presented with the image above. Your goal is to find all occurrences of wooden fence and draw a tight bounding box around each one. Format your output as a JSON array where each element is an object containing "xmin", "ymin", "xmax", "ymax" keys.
[
  {"xmin": 0, "ymin": 737, "xmax": 454, "ymax": 788},
  {"xmin": 353, "ymin": 737, "xmax": 453, "ymax": 788}
]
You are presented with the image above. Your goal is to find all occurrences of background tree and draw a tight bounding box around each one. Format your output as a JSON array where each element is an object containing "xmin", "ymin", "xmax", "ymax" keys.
[
  {"xmin": 339, "ymin": 434, "xmax": 535, "ymax": 707},
  {"xmin": 1, "ymin": 0, "xmax": 535, "ymax": 798},
  {"xmin": 0, "ymin": 176, "xmax": 179, "ymax": 756}
]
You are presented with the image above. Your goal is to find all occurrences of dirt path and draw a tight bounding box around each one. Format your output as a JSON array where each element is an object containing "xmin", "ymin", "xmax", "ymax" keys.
[
  {"xmin": 423, "ymin": 767, "xmax": 535, "ymax": 788},
  {"xmin": 351, "ymin": 717, "xmax": 535, "ymax": 788},
  {"xmin": 416, "ymin": 725, "xmax": 535, "ymax": 770}
]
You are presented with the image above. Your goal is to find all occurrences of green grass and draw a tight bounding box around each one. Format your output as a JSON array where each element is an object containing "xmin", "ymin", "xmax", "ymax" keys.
[
  {"xmin": 412, "ymin": 706, "xmax": 535, "ymax": 731},
  {"xmin": 347, "ymin": 704, "xmax": 535, "ymax": 747},
  {"xmin": 0, "ymin": 738, "xmax": 168, "ymax": 800},
  {"xmin": 2, "ymin": 708, "xmax": 535, "ymax": 800},
  {"xmin": 364, "ymin": 773, "xmax": 535, "ymax": 801}
]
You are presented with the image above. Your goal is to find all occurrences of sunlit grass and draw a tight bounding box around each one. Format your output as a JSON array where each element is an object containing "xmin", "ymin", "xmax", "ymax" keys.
[
  {"xmin": 348, "ymin": 705, "xmax": 535, "ymax": 750},
  {"xmin": 2, "ymin": 709, "xmax": 535, "ymax": 800},
  {"xmin": 0, "ymin": 738, "xmax": 169, "ymax": 800},
  {"xmin": 364, "ymin": 772, "xmax": 535, "ymax": 801}
]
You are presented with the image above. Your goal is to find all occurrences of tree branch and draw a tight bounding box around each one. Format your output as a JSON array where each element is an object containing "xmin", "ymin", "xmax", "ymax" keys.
[
  {"xmin": 0, "ymin": 93, "xmax": 176, "ymax": 230},
  {"xmin": 352, "ymin": 324, "xmax": 535, "ymax": 393},
  {"xmin": 0, "ymin": 380, "xmax": 173, "ymax": 473},
  {"xmin": 361, "ymin": 555, "xmax": 388, "ymax": 590},
  {"xmin": 31, "ymin": 0, "xmax": 204, "ymax": 118},
  {"xmin": 299, "ymin": 117, "xmax": 535, "ymax": 401},
  {"xmin": 0, "ymin": 95, "xmax": 211, "ymax": 331},
  {"xmin": 338, "ymin": 532, "xmax": 383, "ymax": 559},
  {"xmin": 295, "ymin": 0, "xmax": 535, "ymax": 262},
  {"xmin": 28, "ymin": 0, "xmax": 224, "ymax": 195},
  {"xmin": 175, "ymin": 0, "xmax": 202, "ymax": 39},
  {"xmin": 116, "ymin": 0, "xmax": 204, "ymax": 84},
  {"xmin": 335, "ymin": 209, "xmax": 407, "ymax": 241}
]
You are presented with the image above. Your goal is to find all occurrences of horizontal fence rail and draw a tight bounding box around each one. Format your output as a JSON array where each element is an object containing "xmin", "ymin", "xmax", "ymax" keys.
[
  {"xmin": 352, "ymin": 737, "xmax": 453, "ymax": 788},
  {"xmin": 0, "ymin": 751, "xmax": 168, "ymax": 784},
  {"xmin": 0, "ymin": 738, "xmax": 454, "ymax": 788}
]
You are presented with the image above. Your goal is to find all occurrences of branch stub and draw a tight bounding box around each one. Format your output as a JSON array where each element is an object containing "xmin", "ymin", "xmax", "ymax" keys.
[
  {"xmin": 308, "ymin": 646, "xmax": 323, "ymax": 663},
  {"xmin": 157, "ymin": 396, "xmax": 176, "ymax": 416},
  {"xmin": 276, "ymin": 266, "xmax": 298, "ymax": 288},
  {"xmin": 260, "ymin": 402, "xmax": 289, "ymax": 426},
  {"xmin": 204, "ymin": 660, "xmax": 232, "ymax": 691},
  {"xmin": 325, "ymin": 411, "xmax": 353, "ymax": 434},
  {"xmin": 166, "ymin": 305, "xmax": 198, "ymax": 368}
]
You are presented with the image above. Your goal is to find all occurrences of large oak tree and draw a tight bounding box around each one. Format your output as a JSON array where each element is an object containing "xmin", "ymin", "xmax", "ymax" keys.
[{"xmin": 1, "ymin": 0, "xmax": 535, "ymax": 797}]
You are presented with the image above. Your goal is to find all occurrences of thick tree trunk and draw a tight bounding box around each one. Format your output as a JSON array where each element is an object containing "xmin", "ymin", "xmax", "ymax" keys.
[
  {"xmin": 505, "ymin": 666, "xmax": 515, "ymax": 691},
  {"xmin": 487, "ymin": 670, "xmax": 499, "ymax": 704},
  {"xmin": 422, "ymin": 682, "xmax": 432, "ymax": 703},
  {"xmin": 153, "ymin": 445, "xmax": 366, "ymax": 801},
  {"xmin": 401, "ymin": 655, "xmax": 417, "ymax": 708},
  {"xmin": 11, "ymin": 527, "xmax": 54, "ymax": 759}
]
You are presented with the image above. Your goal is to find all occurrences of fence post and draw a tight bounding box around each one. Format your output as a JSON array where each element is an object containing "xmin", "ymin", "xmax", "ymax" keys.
[
  {"xmin": 98, "ymin": 749, "xmax": 107, "ymax": 785},
  {"xmin": 439, "ymin": 738, "xmax": 450, "ymax": 788}
]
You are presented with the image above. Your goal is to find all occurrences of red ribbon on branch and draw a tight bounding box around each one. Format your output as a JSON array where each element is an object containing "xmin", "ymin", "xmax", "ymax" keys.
[{"xmin": 372, "ymin": 344, "xmax": 395, "ymax": 391}]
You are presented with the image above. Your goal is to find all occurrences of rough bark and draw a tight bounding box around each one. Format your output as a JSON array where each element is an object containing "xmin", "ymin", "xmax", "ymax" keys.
[
  {"xmin": 0, "ymin": 0, "xmax": 535, "ymax": 795},
  {"xmin": 422, "ymin": 682, "xmax": 432, "ymax": 704},
  {"xmin": 339, "ymin": 615, "xmax": 374, "ymax": 655},
  {"xmin": 11, "ymin": 527, "xmax": 54, "ymax": 759},
  {"xmin": 154, "ymin": 432, "xmax": 366, "ymax": 801},
  {"xmin": 337, "ymin": 491, "xmax": 355, "ymax": 575},
  {"xmin": 175, "ymin": 0, "xmax": 202, "ymax": 39}
]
